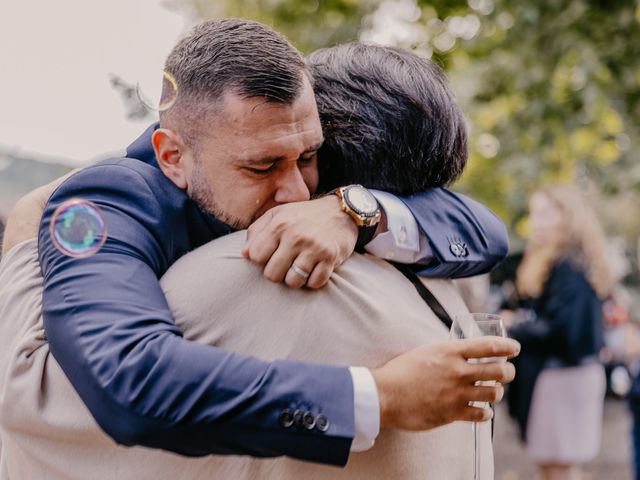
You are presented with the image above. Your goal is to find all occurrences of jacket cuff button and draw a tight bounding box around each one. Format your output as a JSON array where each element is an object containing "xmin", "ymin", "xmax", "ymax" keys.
[
  {"xmin": 293, "ymin": 409, "xmax": 304, "ymax": 427},
  {"xmin": 315, "ymin": 414, "xmax": 329, "ymax": 432},
  {"xmin": 279, "ymin": 409, "xmax": 294, "ymax": 428},
  {"xmin": 302, "ymin": 411, "xmax": 316, "ymax": 430}
]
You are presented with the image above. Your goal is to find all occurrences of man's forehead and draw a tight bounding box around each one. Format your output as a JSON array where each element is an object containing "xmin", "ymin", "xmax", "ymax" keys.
[
  {"xmin": 220, "ymin": 88, "xmax": 316, "ymax": 127},
  {"xmin": 198, "ymin": 86, "xmax": 322, "ymax": 162}
]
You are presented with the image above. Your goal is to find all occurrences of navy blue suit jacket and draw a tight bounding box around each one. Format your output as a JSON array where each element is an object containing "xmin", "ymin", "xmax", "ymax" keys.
[{"xmin": 38, "ymin": 124, "xmax": 508, "ymax": 466}]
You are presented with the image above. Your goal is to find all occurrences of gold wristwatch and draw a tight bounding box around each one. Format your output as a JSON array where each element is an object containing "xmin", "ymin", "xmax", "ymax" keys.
[{"xmin": 332, "ymin": 185, "xmax": 381, "ymax": 249}]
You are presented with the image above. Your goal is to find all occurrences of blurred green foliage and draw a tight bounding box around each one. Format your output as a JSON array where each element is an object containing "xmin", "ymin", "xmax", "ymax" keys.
[{"xmin": 166, "ymin": 0, "xmax": 640, "ymax": 247}]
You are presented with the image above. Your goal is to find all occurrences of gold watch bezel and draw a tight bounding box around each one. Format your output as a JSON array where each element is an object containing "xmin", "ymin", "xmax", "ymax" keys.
[{"xmin": 335, "ymin": 186, "xmax": 381, "ymax": 228}]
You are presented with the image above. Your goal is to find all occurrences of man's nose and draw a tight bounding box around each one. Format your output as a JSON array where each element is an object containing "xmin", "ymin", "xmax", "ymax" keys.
[{"xmin": 274, "ymin": 167, "xmax": 311, "ymax": 204}]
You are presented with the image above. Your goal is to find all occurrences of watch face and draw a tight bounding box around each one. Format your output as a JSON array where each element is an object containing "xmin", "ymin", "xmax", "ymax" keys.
[{"xmin": 345, "ymin": 186, "xmax": 378, "ymax": 216}]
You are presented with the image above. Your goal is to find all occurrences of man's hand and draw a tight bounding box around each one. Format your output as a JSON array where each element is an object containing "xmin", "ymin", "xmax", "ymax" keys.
[
  {"xmin": 371, "ymin": 337, "xmax": 520, "ymax": 431},
  {"xmin": 2, "ymin": 169, "xmax": 79, "ymax": 256},
  {"xmin": 242, "ymin": 195, "xmax": 358, "ymax": 289}
]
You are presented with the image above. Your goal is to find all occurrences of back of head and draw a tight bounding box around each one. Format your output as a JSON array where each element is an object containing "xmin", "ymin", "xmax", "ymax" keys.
[
  {"xmin": 308, "ymin": 43, "xmax": 468, "ymax": 195},
  {"xmin": 160, "ymin": 19, "xmax": 307, "ymax": 147}
]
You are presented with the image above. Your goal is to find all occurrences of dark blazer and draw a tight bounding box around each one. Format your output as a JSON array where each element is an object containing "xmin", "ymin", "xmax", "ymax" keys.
[
  {"xmin": 508, "ymin": 259, "xmax": 604, "ymax": 439},
  {"xmin": 38, "ymin": 123, "xmax": 509, "ymax": 466}
]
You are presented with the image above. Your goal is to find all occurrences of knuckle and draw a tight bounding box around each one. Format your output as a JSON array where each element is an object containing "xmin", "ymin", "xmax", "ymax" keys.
[
  {"xmin": 315, "ymin": 244, "xmax": 333, "ymax": 260},
  {"xmin": 472, "ymin": 408, "xmax": 489, "ymax": 422},
  {"xmin": 485, "ymin": 363, "xmax": 498, "ymax": 379},
  {"xmin": 452, "ymin": 363, "xmax": 469, "ymax": 380},
  {"xmin": 488, "ymin": 387, "xmax": 501, "ymax": 403},
  {"xmin": 307, "ymin": 276, "xmax": 323, "ymax": 289},
  {"xmin": 487, "ymin": 338, "xmax": 501, "ymax": 356},
  {"xmin": 253, "ymin": 253, "xmax": 268, "ymax": 266},
  {"xmin": 263, "ymin": 269, "xmax": 279, "ymax": 283},
  {"xmin": 290, "ymin": 234, "xmax": 305, "ymax": 248},
  {"xmin": 503, "ymin": 363, "xmax": 516, "ymax": 381},
  {"xmin": 274, "ymin": 219, "xmax": 289, "ymax": 235}
]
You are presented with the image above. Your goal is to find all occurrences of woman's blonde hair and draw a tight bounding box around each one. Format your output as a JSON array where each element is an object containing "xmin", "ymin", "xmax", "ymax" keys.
[{"xmin": 516, "ymin": 185, "xmax": 615, "ymax": 299}]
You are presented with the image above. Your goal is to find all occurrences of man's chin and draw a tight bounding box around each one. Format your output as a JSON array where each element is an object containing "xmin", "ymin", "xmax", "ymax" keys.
[
  {"xmin": 194, "ymin": 201, "xmax": 249, "ymax": 231},
  {"xmin": 216, "ymin": 213, "xmax": 250, "ymax": 231}
]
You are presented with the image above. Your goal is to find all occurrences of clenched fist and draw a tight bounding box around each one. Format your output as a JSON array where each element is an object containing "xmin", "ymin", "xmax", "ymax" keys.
[{"xmin": 242, "ymin": 195, "xmax": 358, "ymax": 289}]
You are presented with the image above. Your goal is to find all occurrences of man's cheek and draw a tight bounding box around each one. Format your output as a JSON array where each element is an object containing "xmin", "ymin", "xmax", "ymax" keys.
[{"xmin": 242, "ymin": 190, "xmax": 273, "ymax": 223}]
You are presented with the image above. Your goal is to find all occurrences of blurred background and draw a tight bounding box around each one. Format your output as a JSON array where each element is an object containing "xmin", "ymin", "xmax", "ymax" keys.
[{"xmin": 2, "ymin": 0, "xmax": 640, "ymax": 478}]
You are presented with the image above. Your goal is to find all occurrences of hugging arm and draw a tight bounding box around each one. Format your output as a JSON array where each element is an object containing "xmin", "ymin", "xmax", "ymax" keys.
[
  {"xmin": 243, "ymin": 187, "xmax": 509, "ymax": 288},
  {"xmin": 396, "ymin": 188, "xmax": 509, "ymax": 278},
  {"xmin": 38, "ymin": 164, "xmax": 355, "ymax": 466}
]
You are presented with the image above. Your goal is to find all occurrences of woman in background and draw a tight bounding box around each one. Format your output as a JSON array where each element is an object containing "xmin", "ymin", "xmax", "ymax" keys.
[{"xmin": 507, "ymin": 185, "xmax": 615, "ymax": 480}]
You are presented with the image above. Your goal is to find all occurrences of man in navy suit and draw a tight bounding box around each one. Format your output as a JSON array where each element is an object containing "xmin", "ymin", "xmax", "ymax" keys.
[{"xmin": 18, "ymin": 19, "xmax": 518, "ymax": 466}]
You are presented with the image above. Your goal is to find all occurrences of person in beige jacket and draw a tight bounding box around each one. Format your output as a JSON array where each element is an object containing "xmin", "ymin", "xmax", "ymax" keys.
[
  {"xmin": 0, "ymin": 232, "xmax": 495, "ymax": 480},
  {"xmin": 0, "ymin": 44, "xmax": 516, "ymax": 479}
]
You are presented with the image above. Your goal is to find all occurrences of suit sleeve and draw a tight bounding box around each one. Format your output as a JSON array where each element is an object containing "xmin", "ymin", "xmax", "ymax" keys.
[
  {"xmin": 38, "ymin": 164, "xmax": 354, "ymax": 465},
  {"xmin": 398, "ymin": 188, "xmax": 509, "ymax": 278}
]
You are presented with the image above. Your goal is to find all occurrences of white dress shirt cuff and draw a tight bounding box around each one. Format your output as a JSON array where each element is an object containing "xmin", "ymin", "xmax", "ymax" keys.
[
  {"xmin": 349, "ymin": 366, "xmax": 380, "ymax": 452},
  {"xmin": 365, "ymin": 190, "xmax": 433, "ymax": 263}
]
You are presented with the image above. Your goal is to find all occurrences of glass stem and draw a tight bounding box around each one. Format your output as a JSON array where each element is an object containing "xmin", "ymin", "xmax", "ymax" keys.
[{"xmin": 473, "ymin": 421, "xmax": 480, "ymax": 480}]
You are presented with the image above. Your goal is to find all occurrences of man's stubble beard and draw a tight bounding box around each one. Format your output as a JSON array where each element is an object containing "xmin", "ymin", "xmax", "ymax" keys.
[{"xmin": 189, "ymin": 158, "xmax": 249, "ymax": 230}]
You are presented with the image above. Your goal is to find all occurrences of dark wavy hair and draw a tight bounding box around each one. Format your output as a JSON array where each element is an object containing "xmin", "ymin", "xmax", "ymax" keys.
[{"xmin": 309, "ymin": 43, "xmax": 468, "ymax": 195}]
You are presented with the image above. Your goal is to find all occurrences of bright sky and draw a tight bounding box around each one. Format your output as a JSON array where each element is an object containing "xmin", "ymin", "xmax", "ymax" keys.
[{"xmin": 0, "ymin": 0, "xmax": 192, "ymax": 166}]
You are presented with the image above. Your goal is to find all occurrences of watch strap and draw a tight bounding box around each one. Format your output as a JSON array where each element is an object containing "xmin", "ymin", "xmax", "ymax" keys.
[
  {"xmin": 355, "ymin": 224, "xmax": 378, "ymax": 252},
  {"xmin": 328, "ymin": 188, "xmax": 379, "ymax": 251}
]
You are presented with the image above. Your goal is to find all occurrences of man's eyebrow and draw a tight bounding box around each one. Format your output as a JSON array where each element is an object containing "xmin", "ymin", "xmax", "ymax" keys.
[{"xmin": 243, "ymin": 141, "xmax": 324, "ymax": 165}]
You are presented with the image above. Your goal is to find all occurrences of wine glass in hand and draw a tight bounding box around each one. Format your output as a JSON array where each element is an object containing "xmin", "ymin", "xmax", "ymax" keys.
[{"xmin": 450, "ymin": 313, "xmax": 507, "ymax": 480}]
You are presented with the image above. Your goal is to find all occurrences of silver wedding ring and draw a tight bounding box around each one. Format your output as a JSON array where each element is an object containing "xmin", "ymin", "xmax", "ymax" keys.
[{"xmin": 290, "ymin": 264, "xmax": 311, "ymax": 280}]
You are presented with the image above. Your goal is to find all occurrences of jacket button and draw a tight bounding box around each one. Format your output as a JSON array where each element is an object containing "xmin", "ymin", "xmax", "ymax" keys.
[
  {"xmin": 293, "ymin": 409, "xmax": 304, "ymax": 427},
  {"xmin": 316, "ymin": 414, "xmax": 329, "ymax": 432},
  {"xmin": 302, "ymin": 411, "xmax": 316, "ymax": 430},
  {"xmin": 279, "ymin": 409, "xmax": 294, "ymax": 428},
  {"xmin": 449, "ymin": 241, "xmax": 468, "ymax": 257}
]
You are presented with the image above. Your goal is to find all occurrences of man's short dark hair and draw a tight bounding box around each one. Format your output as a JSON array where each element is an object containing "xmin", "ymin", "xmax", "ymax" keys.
[
  {"xmin": 160, "ymin": 19, "xmax": 307, "ymax": 144},
  {"xmin": 309, "ymin": 43, "xmax": 468, "ymax": 195}
]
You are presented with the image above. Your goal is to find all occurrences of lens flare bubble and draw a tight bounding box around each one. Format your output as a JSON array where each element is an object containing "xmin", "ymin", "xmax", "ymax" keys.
[
  {"xmin": 50, "ymin": 199, "xmax": 107, "ymax": 258},
  {"xmin": 136, "ymin": 70, "xmax": 178, "ymax": 112}
]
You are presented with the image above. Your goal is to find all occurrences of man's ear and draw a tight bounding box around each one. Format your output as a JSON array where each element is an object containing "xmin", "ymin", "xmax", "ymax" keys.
[{"xmin": 152, "ymin": 128, "xmax": 188, "ymax": 189}]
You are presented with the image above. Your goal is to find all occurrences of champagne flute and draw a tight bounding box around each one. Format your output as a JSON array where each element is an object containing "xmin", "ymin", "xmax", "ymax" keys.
[{"xmin": 450, "ymin": 313, "xmax": 506, "ymax": 480}]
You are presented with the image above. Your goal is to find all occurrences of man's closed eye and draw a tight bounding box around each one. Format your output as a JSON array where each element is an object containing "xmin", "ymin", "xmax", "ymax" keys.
[{"xmin": 246, "ymin": 164, "xmax": 276, "ymax": 175}]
